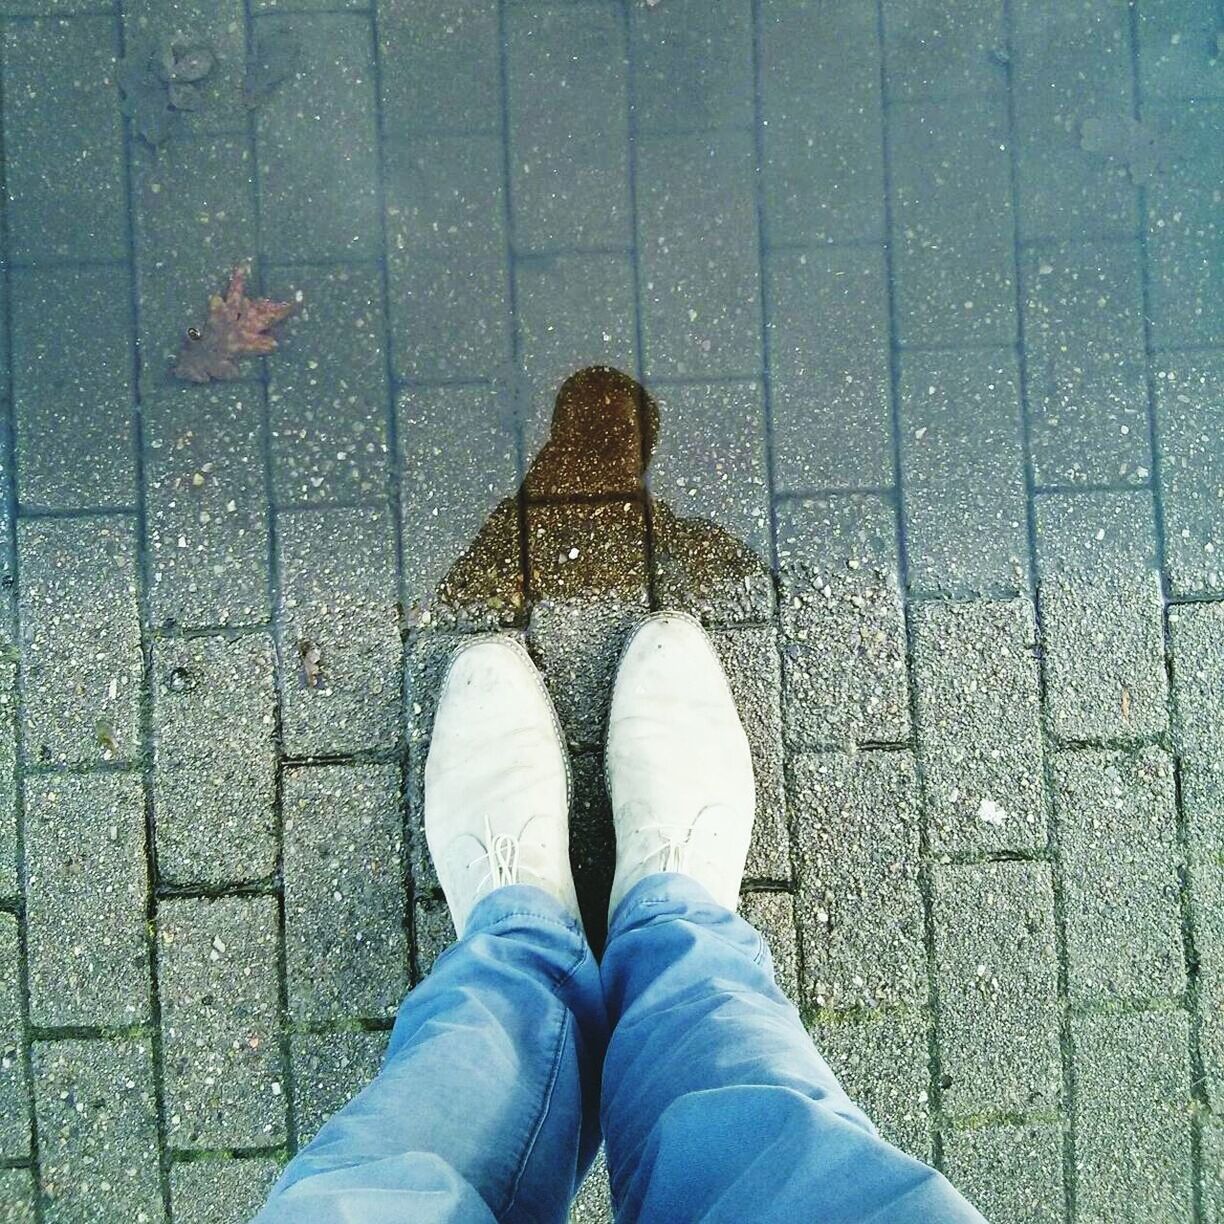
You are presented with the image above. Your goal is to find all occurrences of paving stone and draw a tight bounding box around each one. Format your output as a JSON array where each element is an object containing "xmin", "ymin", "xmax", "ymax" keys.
[
  {"xmin": 527, "ymin": 600, "xmax": 639, "ymax": 753},
  {"xmin": 931, "ymin": 861, "xmax": 1061, "ymax": 1118},
  {"xmin": 765, "ymin": 245, "xmax": 892, "ymax": 493},
  {"xmin": 283, "ymin": 763, "xmax": 408, "ymax": 1022},
  {"xmin": 740, "ymin": 892, "xmax": 799, "ymax": 1007},
  {"xmin": 515, "ymin": 255, "xmax": 638, "ymax": 461},
  {"xmin": 0, "ymin": 1169, "xmax": 36, "ymax": 1223},
  {"xmin": 0, "ymin": 913, "xmax": 29, "ymax": 1159},
  {"xmin": 568, "ymin": 752, "xmax": 614, "ymax": 950},
  {"xmin": 889, "ymin": 97, "xmax": 1017, "ymax": 346},
  {"xmin": 939, "ymin": 1121, "xmax": 1064, "ymax": 1224},
  {"xmin": 144, "ymin": 386, "xmax": 270, "ymax": 630},
  {"xmin": 1, "ymin": 17, "xmax": 126, "ymax": 262},
  {"xmin": 123, "ymin": 0, "xmax": 249, "ymax": 138},
  {"xmin": 629, "ymin": 0, "xmax": 753, "ymax": 132},
  {"xmin": 812, "ymin": 1008, "xmax": 934, "ymax": 1162},
  {"xmin": 1054, "ymin": 748, "xmax": 1184, "ymax": 1003},
  {"xmin": 649, "ymin": 381, "xmax": 773, "ymax": 623},
  {"xmin": 384, "ymin": 135, "xmax": 512, "ymax": 383},
  {"xmin": 1021, "ymin": 242, "xmax": 1150, "ymax": 487},
  {"xmin": 637, "ymin": 131, "xmax": 761, "ymax": 380},
  {"xmin": 290, "ymin": 1029, "xmax": 387, "ymax": 1148},
  {"xmin": 1155, "ymin": 353, "xmax": 1224, "ymax": 596},
  {"xmin": 378, "ymin": 0, "xmax": 501, "ymax": 134},
  {"xmin": 711, "ymin": 626, "xmax": 789, "ymax": 882},
  {"xmin": 277, "ymin": 503, "xmax": 401, "ymax": 757},
  {"xmin": 17, "ymin": 516, "xmax": 142, "ymax": 766},
  {"xmin": 152, "ymin": 634, "xmax": 277, "ymax": 885},
  {"xmin": 170, "ymin": 1157, "xmax": 281, "ymax": 1224},
  {"xmin": 776, "ymin": 494, "xmax": 909, "ymax": 748},
  {"xmin": 397, "ymin": 384, "xmax": 523, "ymax": 629},
  {"xmin": 1034, "ymin": 491, "xmax": 1167, "ymax": 741},
  {"xmin": 882, "ymin": 0, "xmax": 1006, "ymax": 100},
  {"xmin": 268, "ymin": 265, "xmax": 389, "ymax": 507},
  {"xmin": 1070, "ymin": 1008, "xmax": 1193, "ymax": 1221},
  {"xmin": 254, "ymin": 14, "xmax": 380, "ymax": 262},
  {"xmin": 760, "ymin": 0, "xmax": 884, "ymax": 245},
  {"xmin": 505, "ymin": 3, "xmax": 631, "ymax": 252},
  {"xmin": 912, "ymin": 599, "xmax": 1045, "ymax": 855},
  {"xmin": 412, "ymin": 892, "xmax": 456, "ymax": 982},
  {"xmin": 11, "ymin": 265, "xmax": 135, "ymax": 510},
  {"xmin": 0, "ymin": 657, "xmax": 17, "ymax": 902},
  {"xmin": 899, "ymin": 350, "xmax": 1029, "ymax": 595},
  {"xmin": 1205, "ymin": 1115, "xmax": 1224, "ymax": 1224},
  {"xmin": 131, "ymin": 136, "xmax": 259, "ymax": 392},
  {"xmin": 1137, "ymin": 0, "xmax": 1224, "ymax": 101},
  {"xmin": 158, "ymin": 896, "xmax": 285, "ymax": 1149},
  {"xmin": 1186, "ymin": 846, "xmax": 1222, "ymax": 1109},
  {"xmin": 32, "ymin": 1039, "xmax": 161, "ymax": 1224},
  {"xmin": 526, "ymin": 501, "xmax": 649, "ymax": 607},
  {"xmin": 1010, "ymin": 0, "xmax": 1138, "ymax": 241},
  {"xmin": 570, "ymin": 1145, "xmax": 613, "ymax": 1224},
  {"xmin": 23, "ymin": 774, "xmax": 149, "ymax": 1028},
  {"xmin": 791, "ymin": 752, "xmax": 926, "ymax": 1012}
]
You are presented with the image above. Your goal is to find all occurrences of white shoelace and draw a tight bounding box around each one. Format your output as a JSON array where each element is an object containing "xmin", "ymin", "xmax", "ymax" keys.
[
  {"xmin": 632, "ymin": 822, "xmax": 694, "ymax": 873},
  {"xmin": 462, "ymin": 814, "xmax": 545, "ymax": 896}
]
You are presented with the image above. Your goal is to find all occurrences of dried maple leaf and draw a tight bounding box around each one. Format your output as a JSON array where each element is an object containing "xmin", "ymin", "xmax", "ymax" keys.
[{"xmin": 174, "ymin": 265, "xmax": 296, "ymax": 383}]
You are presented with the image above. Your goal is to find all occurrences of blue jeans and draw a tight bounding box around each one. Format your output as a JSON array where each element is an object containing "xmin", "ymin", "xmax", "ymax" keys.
[{"xmin": 256, "ymin": 874, "xmax": 983, "ymax": 1222}]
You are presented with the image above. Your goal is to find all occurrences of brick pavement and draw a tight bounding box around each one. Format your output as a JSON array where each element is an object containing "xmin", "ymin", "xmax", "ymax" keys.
[{"xmin": 0, "ymin": 1, "xmax": 1221, "ymax": 1220}]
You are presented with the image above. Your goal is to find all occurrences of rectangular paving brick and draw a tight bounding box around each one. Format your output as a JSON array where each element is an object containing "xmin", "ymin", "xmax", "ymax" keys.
[
  {"xmin": 776, "ymin": 494, "xmax": 909, "ymax": 747},
  {"xmin": 24, "ymin": 773, "xmax": 149, "ymax": 1028},
  {"xmin": 1138, "ymin": 0, "xmax": 1224, "ymax": 100},
  {"xmin": 526, "ymin": 501, "xmax": 648, "ymax": 606},
  {"xmin": 170, "ymin": 1157, "xmax": 281, "ymax": 1224},
  {"xmin": 283, "ymin": 763, "xmax": 408, "ymax": 1022},
  {"xmin": 636, "ymin": 131, "xmax": 761, "ymax": 379},
  {"xmin": 569, "ymin": 752, "xmax": 614, "ymax": 951},
  {"xmin": 0, "ymin": 1169, "xmax": 35, "ymax": 1223},
  {"xmin": 1070, "ymin": 1008, "xmax": 1193, "ymax": 1220},
  {"xmin": 740, "ymin": 892, "xmax": 799, "ymax": 1007},
  {"xmin": 1, "ymin": 17, "xmax": 126, "ymax": 262},
  {"xmin": 1021, "ymin": 242, "xmax": 1150, "ymax": 487},
  {"xmin": 765, "ymin": 245, "xmax": 892, "ymax": 492},
  {"xmin": 144, "ymin": 386, "xmax": 270, "ymax": 630},
  {"xmin": 378, "ymin": 0, "xmax": 501, "ymax": 134},
  {"xmin": 1054, "ymin": 748, "xmax": 1184, "ymax": 1001},
  {"xmin": 384, "ymin": 135, "xmax": 512, "ymax": 383},
  {"xmin": 939, "ymin": 1121, "xmax": 1064, "ymax": 1224},
  {"xmin": 1196, "ymin": 855, "xmax": 1224, "ymax": 1112},
  {"xmin": 291, "ymin": 1029, "xmax": 387, "ymax": 1148},
  {"xmin": 1155, "ymin": 353, "xmax": 1224, "ymax": 596},
  {"xmin": 131, "ymin": 136, "xmax": 259, "ymax": 392},
  {"xmin": 397, "ymin": 384, "xmax": 522, "ymax": 629},
  {"xmin": 1034, "ymin": 490, "xmax": 1167, "ymax": 741},
  {"xmin": 932, "ymin": 861, "xmax": 1061, "ymax": 1118},
  {"xmin": 889, "ymin": 96, "xmax": 1017, "ymax": 346},
  {"xmin": 254, "ymin": 14, "xmax": 380, "ymax": 262},
  {"xmin": 882, "ymin": 0, "xmax": 1005, "ymax": 100},
  {"xmin": 1170, "ymin": 599, "xmax": 1224, "ymax": 854},
  {"xmin": 912, "ymin": 599, "xmax": 1045, "ymax": 855},
  {"xmin": 0, "ymin": 913, "xmax": 29, "ymax": 1159},
  {"xmin": 648, "ymin": 381, "xmax": 774, "ymax": 623},
  {"xmin": 515, "ymin": 254, "xmax": 638, "ymax": 459},
  {"xmin": 791, "ymin": 752, "xmax": 926, "ymax": 1011},
  {"xmin": 760, "ymin": 0, "xmax": 884, "ymax": 245},
  {"xmin": 812, "ymin": 1008, "xmax": 933, "ymax": 1162},
  {"xmin": 17, "ymin": 516, "xmax": 141, "ymax": 766},
  {"xmin": 11, "ymin": 265, "xmax": 135, "ymax": 510},
  {"xmin": 32, "ymin": 1039, "xmax": 161, "ymax": 1224},
  {"xmin": 711, "ymin": 627, "xmax": 789, "ymax": 882},
  {"xmin": 268, "ymin": 265, "xmax": 389, "ymax": 507},
  {"xmin": 1010, "ymin": 0, "xmax": 1138, "ymax": 241},
  {"xmin": 0, "ymin": 657, "xmax": 17, "ymax": 902},
  {"xmin": 152, "ymin": 634, "xmax": 278, "ymax": 885},
  {"xmin": 629, "ymin": 0, "xmax": 753, "ymax": 133},
  {"xmin": 1205, "ymin": 1116, "xmax": 1224, "ymax": 1224},
  {"xmin": 899, "ymin": 349, "xmax": 1029, "ymax": 595},
  {"xmin": 158, "ymin": 895, "xmax": 285, "ymax": 1149},
  {"xmin": 278, "ymin": 503, "xmax": 402, "ymax": 756},
  {"xmin": 413, "ymin": 892, "xmax": 457, "ymax": 981},
  {"xmin": 505, "ymin": 3, "xmax": 631, "ymax": 252}
]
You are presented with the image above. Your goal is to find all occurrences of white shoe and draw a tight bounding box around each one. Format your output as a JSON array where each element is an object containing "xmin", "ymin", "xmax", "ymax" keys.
[
  {"xmin": 605, "ymin": 611, "xmax": 756, "ymax": 920},
  {"xmin": 425, "ymin": 635, "xmax": 580, "ymax": 936}
]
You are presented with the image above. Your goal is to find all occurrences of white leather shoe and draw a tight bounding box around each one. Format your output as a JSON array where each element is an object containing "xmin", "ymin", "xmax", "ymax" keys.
[
  {"xmin": 605, "ymin": 611, "xmax": 756, "ymax": 920},
  {"xmin": 425, "ymin": 635, "xmax": 580, "ymax": 936}
]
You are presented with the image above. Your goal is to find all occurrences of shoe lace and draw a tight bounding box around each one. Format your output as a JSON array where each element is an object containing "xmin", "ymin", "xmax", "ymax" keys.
[
  {"xmin": 461, "ymin": 814, "xmax": 546, "ymax": 896},
  {"xmin": 634, "ymin": 823, "xmax": 693, "ymax": 874}
]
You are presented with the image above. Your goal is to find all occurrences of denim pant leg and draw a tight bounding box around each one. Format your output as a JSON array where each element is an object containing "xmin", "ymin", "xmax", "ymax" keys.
[
  {"xmin": 599, "ymin": 873, "xmax": 985, "ymax": 1223},
  {"xmin": 255, "ymin": 885, "xmax": 607, "ymax": 1224}
]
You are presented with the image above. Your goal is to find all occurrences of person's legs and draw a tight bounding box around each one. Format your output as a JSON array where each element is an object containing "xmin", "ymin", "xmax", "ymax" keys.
[
  {"xmin": 600, "ymin": 612, "xmax": 982, "ymax": 1222},
  {"xmin": 257, "ymin": 636, "xmax": 602, "ymax": 1223}
]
